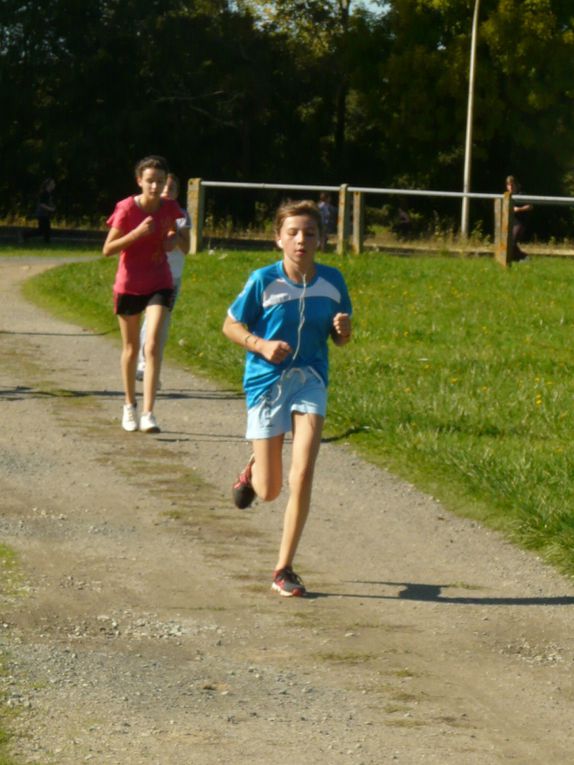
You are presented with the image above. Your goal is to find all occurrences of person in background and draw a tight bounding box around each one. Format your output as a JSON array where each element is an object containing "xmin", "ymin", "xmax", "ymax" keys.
[
  {"xmin": 392, "ymin": 196, "xmax": 412, "ymax": 240},
  {"xmin": 506, "ymin": 175, "xmax": 533, "ymax": 262},
  {"xmin": 22, "ymin": 178, "xmax": 56, "ymax": 244},
  {"xmin": 136, "ymin": 173, "xmax": 190, "ymax": 385},
  {"xmin": 318, "ymin": 192, "xmax": 337, "ymax": 250},
  {"xmin": 223, "ymin": 199, "xmax": 352, "ymax": 597}
]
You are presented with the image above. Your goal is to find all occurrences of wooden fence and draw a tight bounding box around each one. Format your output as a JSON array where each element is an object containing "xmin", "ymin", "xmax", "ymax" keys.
[{"xmin": 187, "ymin": 179, "xmax": 574, "ymax": 267}]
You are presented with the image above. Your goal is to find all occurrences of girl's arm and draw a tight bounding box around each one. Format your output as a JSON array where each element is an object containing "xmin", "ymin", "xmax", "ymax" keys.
[
  {"xmin": 177, "ymin": 226, "xmax": 190, "ymax": 253},
  {"xmin": 164, "ymin": 215, "xmax": 185, "ymax": 253},
  {"xmin": 102, "ymin": 216, "xmax": 155, "ymax": 257},
  {"xmin": 175, "ymin": 217, "xmax": 190, "ymax": 253},
  {"xmin": 222, "ymin": 315, "xmax": 292, "ymax": 364},
  {"xmin": 331, "ymin": 312, "xmax": 352, "ymax": 346},
  {"xmin": 164, "ymin": 227, "xmax": 178, "ymax": 252}
]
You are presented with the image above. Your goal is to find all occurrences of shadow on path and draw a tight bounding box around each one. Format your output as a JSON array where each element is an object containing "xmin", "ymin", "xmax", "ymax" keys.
[
  {"xmin": 307, "ymin": 580, "xmax": 574, "ymax": 606},
  {"xmin": 0, "ymin": 386, "xmax": 241, "ymax": 403}
]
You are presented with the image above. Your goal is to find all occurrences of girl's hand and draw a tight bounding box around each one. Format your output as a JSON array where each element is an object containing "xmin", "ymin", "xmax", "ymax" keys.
[
  {"xmin": 135, "ymin": 216, "xmax": 155, "ymax": 239},
  {"xmin": 260, "ymin": 339, "xmax": 293, "ymax": 364},
  {"xmin": 164, "ymin": 230, "xmax": 177, "ymax": 252},
  {"xmin": 332, "ymin": 312, "xmax": 351, "ymax": 338}
]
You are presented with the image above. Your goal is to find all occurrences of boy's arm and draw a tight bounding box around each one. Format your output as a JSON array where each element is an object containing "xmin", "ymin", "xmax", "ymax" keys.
[{"xmin": 222, "ymin": 315, "xmax": 292, "ymax": 363}]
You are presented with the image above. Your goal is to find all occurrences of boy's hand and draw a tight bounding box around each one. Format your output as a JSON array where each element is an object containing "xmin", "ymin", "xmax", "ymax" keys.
[
  {"xmin": 261, "ymin": 339, "xmax": 293, "ymax": 364},
  {"xmin": 332, "ymin": 312, "xmax": 351, "ymax": 338}
]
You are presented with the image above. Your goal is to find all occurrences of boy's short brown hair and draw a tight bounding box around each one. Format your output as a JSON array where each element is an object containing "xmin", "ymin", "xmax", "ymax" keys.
[{"xmin": 274, "ymin": 199, "xmax": 323, "ymax": 237}]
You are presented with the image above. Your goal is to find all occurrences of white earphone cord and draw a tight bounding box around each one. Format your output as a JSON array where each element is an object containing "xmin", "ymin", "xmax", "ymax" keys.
[
  {"xmin": 291, "ymin": 271, "xmax": 307, "ymax": 363},
  {"xmin": 269, "ymin": 271, "xmax": 307, "ymax": 405}
]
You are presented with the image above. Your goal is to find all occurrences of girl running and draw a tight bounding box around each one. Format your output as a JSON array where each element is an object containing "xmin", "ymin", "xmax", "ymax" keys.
[
  {"xmin": 223, "ymin": 199, "xmax": 353, "ymax": 597},
  {"xmin": 103, "ymin": 155, "xmax": 182, "ymax": 433}
]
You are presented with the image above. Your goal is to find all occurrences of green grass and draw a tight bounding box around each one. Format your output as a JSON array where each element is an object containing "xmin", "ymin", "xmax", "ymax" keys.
[
  {"xmin": 0, "ymin": 740, "xmax": 18, "ymax": 765},
  {"xmin": 0, "ymin": 241, "xmax": 100, "ymax": 258},
  {"xmin": 19, "ymin": 245, "xmax": 574, "ymax": 577},
  {"xmin": 0, "ymin": 544, "xmax": 22, "ymax": 765}
]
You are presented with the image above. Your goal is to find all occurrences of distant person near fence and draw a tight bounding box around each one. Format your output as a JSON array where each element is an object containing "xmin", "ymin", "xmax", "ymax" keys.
[
  {"xmin": 506, "ymin": 175, "xmax": 533, "ymax": 263},
  {"xmin": 392, "ymin": 197, "xmax": 413, "ymax": 240},
  {"xmin": 318, "ymin": 192, "xmax": 337, "ymax": 250}
]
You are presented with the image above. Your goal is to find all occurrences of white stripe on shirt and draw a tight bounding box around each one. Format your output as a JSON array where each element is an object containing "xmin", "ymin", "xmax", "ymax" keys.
[{"xmin": 262, "ymin": 276, "xmax": 342, "ymax": 309}]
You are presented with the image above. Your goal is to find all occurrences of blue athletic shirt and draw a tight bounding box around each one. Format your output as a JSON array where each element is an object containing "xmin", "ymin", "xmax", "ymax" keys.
[{"xmin": 227, "ymin": 260, "xmax": 352, "ymax": 408}]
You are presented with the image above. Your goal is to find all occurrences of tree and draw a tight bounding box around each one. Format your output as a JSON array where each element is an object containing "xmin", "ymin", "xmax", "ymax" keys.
[
  {"xmin": 2, "ymin": 0, "xmax": 573, "ymax": 234},
  {"xmin": 383, "ymin": 0, "xmax": 574, "ymax": 195},
  {"xmin": 1, "ymin": 0, "xmax": 300, "ymax": 217},
  {"xmin": 235, "ymin": 0, "xmax": 379, "ymax": 177}
]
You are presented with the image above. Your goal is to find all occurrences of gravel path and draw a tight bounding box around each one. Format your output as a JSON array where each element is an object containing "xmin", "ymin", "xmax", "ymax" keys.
[{"xmin": 1, "ymin": 257, "xmax": 574, "ymax": 764}]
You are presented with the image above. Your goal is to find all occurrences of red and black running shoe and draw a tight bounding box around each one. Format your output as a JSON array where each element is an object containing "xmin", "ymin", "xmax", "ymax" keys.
[
  {"xmin": 271, "ymin": 567, "xmax": 306, "ymax": 597},
  {"xmin": 232, "ymin": 455, "xmax": 256, "ymax": 509}
]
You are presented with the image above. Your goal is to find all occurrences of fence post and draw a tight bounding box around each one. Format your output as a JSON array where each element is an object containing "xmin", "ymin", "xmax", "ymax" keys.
[
  {"xmin": 352, "ymin": 191, "xmax": 364, "ymax": 254},
  {"xmin": 494, "ymin": 191, "xmax": 513, "ymax": 267},
  {"xmin": 493, "ymin": 196, "xmax": 501, "ymax": 252},
  {"xmin": 337, "ymin": 183, "xmax": 351, "ymax": 255},
  {"xmin": 188, "ymin": 178, "xmax": 204, "ymax": 254}
]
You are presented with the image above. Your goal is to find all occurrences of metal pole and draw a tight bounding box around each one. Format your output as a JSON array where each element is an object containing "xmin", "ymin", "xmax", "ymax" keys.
[{"xmin": 461, "ymin": 0, "xmax": 480, "ymax": 239}]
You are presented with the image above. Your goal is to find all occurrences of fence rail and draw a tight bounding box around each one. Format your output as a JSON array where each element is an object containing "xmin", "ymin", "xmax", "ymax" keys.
[
  {"xmin": 202, "ymin": 181, "xmax": 340, "ymax": 192},
  {"xmin": 187, "ymin": 178, "xmax": 574, "ymax": 267},
  {"xmin": 348, "ymin": 186, "xmax": 499, "ymax": 201}
]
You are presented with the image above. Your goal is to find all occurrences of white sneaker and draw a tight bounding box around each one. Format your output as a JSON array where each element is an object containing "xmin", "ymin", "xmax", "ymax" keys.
[
  {"xmin": 122, "ymin": 404, "xmax": 138, "ymax": 432},
  {"xmin": 139, "ymin": 412, "xmax": 160, "ymax": 433}
]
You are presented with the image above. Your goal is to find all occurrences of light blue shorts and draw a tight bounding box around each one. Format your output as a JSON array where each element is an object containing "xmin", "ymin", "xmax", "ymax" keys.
[{"xmin": 246, "ymin": 367, "xmax": 327, "ymax": 440}]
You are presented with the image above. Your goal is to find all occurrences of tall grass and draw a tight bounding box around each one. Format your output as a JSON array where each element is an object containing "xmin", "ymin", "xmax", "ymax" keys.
[{"xmin": 22, "ymin": 248, "xmax": 574, "ymax": 576}]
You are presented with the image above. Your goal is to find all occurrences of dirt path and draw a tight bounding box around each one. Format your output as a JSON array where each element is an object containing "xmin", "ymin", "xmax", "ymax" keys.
[{"xmin": 1, "ymin": 257, "xmax": 574, "ymax": 765}]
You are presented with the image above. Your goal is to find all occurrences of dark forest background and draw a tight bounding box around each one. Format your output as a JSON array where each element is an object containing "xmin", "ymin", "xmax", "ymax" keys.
[{"xmin": 2, "ymin": 0, "xmax": 574, "ymax": 235}]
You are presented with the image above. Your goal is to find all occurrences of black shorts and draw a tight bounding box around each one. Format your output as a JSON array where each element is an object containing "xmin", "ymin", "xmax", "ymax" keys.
[{"xmin": 114, "ymin": 289, "xmax": 174, "ymax": 316}]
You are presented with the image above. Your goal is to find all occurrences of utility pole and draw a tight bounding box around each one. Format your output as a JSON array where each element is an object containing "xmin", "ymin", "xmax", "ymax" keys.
[{"xmin": 461, "ymin": 0, "xmax": 480, "ymax": 239}]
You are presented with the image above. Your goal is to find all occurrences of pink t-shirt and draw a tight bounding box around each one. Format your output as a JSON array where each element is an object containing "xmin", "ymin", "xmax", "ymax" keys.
[{"xmin": 106, "ymin": 195, "xmax": 183, "ymax": 295}]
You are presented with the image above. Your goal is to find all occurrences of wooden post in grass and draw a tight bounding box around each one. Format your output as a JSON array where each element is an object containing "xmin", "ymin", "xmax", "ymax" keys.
[
  {"xmin": 188, "ymin": 178, "xmax": 205, "ymax": 254},
  {"xmin": 494, "ymin": 196, "xmax": 501, "ymax": 255},
  {"xmin": 352, "ymin": 191, "xmax": 365, "ymax": 254},
  {"xmin": 337, "ymin": 183, "xmax": 351, "ymax": 255},
  {"xmin": 494, "ymin": 191, "xmax": 513, "ymax": 267}
]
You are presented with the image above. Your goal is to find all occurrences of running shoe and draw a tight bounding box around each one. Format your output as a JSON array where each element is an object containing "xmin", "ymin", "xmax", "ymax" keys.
[
  {"xmin": 139, "ymin": 412, "xmax": 160, "ymax": 433},
  {"xmin": 271, "ymin": 567, "xmax": 306, "ymax": 598},
  {"xmin": 232, "ymin": 455, "xmax": 255, "ymax": 509},
  {"xmin": 122, "ymin": 403, "xmax": 138, "ymax": 432}
]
